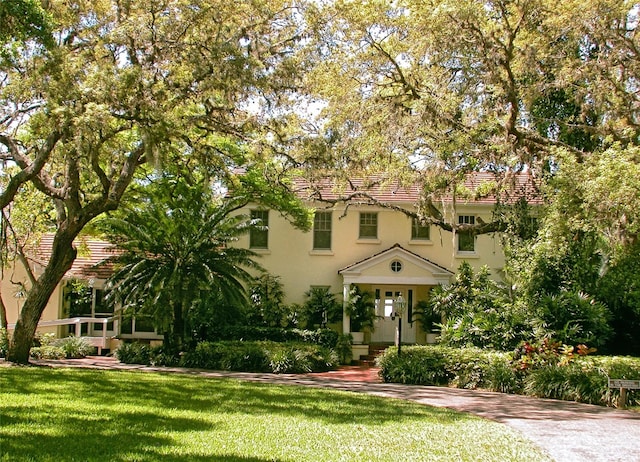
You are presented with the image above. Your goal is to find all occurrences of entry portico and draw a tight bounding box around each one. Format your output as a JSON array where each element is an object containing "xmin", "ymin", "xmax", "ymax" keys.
[{"xmin": 339, "ymin": 244, "xmax": 453, "ymax": 344}]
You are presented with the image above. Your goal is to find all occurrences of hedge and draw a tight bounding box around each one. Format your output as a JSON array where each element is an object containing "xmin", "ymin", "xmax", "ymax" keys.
[
  {"xmin": 200, "ymin": 326, "xmax": 339, "ymax": 348},
  {"xmin": 116, "ymin": 340, "xmax": 339, "ymax": 374}
]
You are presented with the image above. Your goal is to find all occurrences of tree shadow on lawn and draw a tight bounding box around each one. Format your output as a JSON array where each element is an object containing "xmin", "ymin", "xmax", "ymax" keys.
[
  {"xmin": 1, "ymin": 405, "xmax": 225, "ymax": 462},
  {"xmin": 4, "ymin": 366, "xmax": 467, "ymax": 426},
  {"xmin": 1, "ymin": 367, "xmax": 472, "ymax": 461}
]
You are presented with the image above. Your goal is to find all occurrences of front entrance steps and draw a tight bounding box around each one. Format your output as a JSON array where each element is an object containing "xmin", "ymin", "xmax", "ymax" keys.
[{"xmin": 351, "ymin": 343, "xmax": 391, "ymax": 367}]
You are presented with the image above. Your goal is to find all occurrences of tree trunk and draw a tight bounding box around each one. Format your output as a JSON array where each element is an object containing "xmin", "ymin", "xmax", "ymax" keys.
[
  {"xmin": 172, "ymin": 300, "xmax": 185, "ymax": 353},
  {"xmin": 6, "ymin": 232, "xmax": 77, "ymax": 364},
  {"xmin": 0, "ymin": 294, "xmax": 7, "ymax": 329}
]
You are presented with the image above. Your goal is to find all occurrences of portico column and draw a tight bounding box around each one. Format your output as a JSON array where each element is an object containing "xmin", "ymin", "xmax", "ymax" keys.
[{"xmin": 342, "ymin": 283, "xmax": 350, "ymax": 334}]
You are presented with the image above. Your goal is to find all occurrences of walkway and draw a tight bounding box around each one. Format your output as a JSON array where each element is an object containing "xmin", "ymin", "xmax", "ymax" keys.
[{"xmin": 24, "ymin": 357, "xmax": 640, "ymax": 462}]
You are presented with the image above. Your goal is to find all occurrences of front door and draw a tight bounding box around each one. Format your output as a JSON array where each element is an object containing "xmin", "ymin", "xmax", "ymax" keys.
[{"xmin": 371, "ymin": 287, "xmax": 416, "ymax": 344}]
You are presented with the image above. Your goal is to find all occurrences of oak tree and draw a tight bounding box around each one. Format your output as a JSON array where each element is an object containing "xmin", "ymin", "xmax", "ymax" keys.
[
  {"xmin": 1, "ymin": 0, "xmax": 308, "ymax": 363},
  {"xmin": 296, "ymin": 0, "xmax": 639, "ymax": 235}
]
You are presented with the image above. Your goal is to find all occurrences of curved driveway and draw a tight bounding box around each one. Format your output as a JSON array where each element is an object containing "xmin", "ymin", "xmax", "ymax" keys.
[{"xmin": 27, "ymin": 357, "xmax": 640, "ymax": 462}]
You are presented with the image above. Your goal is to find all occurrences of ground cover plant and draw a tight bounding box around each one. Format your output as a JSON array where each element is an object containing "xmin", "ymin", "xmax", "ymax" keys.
[
  {"xmin": 0, "ymin": 367, "xmax": 551, "ymax": 462},
  {"xmin": 377, "ymin": 345, "xmax": 640, "ymax": 407},
  {"xmin": 29, "ymin": 334, "xmax": 95, "ymax": 360}
]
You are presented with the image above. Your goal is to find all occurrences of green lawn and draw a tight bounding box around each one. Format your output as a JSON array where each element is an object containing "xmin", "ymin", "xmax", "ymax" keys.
[{"xmin": 0, "ymin": 367, "xmax": 550, "ymax": 461}]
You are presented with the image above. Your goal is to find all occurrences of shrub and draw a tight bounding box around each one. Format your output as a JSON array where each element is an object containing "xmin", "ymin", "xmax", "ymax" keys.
[
  {"xmin": 335, "ymin": 333, "xmax": 353, "ymax": 365},
  {"xmin": 536, "ymin": 290, "xmax": 613, "ymax": 348},
  {"xmin": 484, "ymin": 357, "xmax": 523, "ymax": 394},
  {"xmin": 265, "ymin": 343, "xmax": 337, "ymax": 374},
  {"xmin": 345, "ymin": 286, "xmax": 376, "ymax": 332},
  {"xmin": 433, "ymin": 263, "xmax": 535, "ymax": 351},
  {"xmin": 247, "ymin": 274, "xmax": 296, "ymax": 328},
  {"xmin": 30, "ymin": 345, "xmax": 65, "ymax": 359},
  {"xmin": 442, "ymin": 347, "xmax": 503, "ymax": 390},
  {"xmin": 200, "ymin": 326, "xmax": 338, "ymax": 348},
  {"xmin": 54, "ymin": 336, "xmax": 95, "ymax": 359},
  {"xmin": 268, "ymin": 348, "xmax": 294, "ymax": 373},
  {"xmin": 290, "ymin": 343, "xmax": 337, "ymax": 373},
  {"xmin": 377, "ymin": 345, "xmax": 518, "ymax": 389},
  {"xmin": 377, "ymin": 344, "xmax": 640, "ymax": 407},
  {"xmin": 149, "ymin": 344, "xmax": 181, "ymax": 367},
  {"xmin": 299, "ymin": 287, "xmax": 342, "ymax": 329},
  {"xmin": 412, "ymin": 300, "xmax": 441, "ymax": 333},
  {"xmin": 115, "ymin": 342, "xmax": 151, "ymax": 365},
  {"xmin": 584, "ymin": 355, "xmax": 640, "ymax": 407},
  {"xmin": 0, "ymin": 328, "xmax": 8, "ymax": 358},
  {"xmin": 523, "ymin": 363, "xmax": 609, "ymax": 405},
  {"xmin": 30, "ymin": 333, "xmax": 65, "ymax": 360},
  {"xmin": 180, "ymin": 340, "xmax": 338, "ymax": 373},
  {"xmin": 180, "ymin": 341, "xmax": 270, "ymax": 372},
  {"xmin": 376, "ymin": 346, "xmax": 452, "ymax": 385}
]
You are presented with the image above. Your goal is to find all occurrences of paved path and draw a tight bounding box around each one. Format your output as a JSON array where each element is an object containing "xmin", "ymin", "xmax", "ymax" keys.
[{"xmin": 21, "ymin": 357, "xmax": 640, "ymax": 462}]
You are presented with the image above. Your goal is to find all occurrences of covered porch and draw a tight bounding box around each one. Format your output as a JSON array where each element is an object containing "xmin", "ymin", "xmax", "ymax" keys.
[{"xmin": 338, "ymin": 244, "xmax": 452, "ymax": 357}]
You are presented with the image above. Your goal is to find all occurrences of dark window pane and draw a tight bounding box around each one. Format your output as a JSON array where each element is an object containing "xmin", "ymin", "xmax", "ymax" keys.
[
  {"xmin": 458, "ymin": 232, "xmax": 475, "ymax": 251},
  {"xmin": 250, "ymin": 210, "xmax": 269, "ymax": 249},
  {"xmin": 134, "ymin": 316, "xmax": 155, "ymax": 333},
  {"xmin": 359, "ymin": 212, "xmax": 378, "ymax": 239},
  {"xmin": 411, "ymin": 218, "xmax": 430, "ymax": 240},
  {"xmin": 458, "ymin": 215, "xmax": 475, "ymax": 251}
]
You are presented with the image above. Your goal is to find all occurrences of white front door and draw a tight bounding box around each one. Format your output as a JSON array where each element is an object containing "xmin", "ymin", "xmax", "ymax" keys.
[{"xmin": 371, "ymin": 288, "xmax": 416, "ymax": 344}]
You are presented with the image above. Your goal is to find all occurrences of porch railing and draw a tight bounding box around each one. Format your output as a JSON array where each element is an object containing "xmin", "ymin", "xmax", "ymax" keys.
[{"xmin": 7, "ymin": 317, "xmax": 115, "ymax": 355}]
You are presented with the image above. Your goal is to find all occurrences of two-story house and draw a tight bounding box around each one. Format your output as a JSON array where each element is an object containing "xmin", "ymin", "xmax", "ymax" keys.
[
  {"xmin": 234, "ymin": 173, "xmax": 537, "ymax": 350},
  {"xmin": 3, "ymin": 172, "xmax": 536, "ymax": 356}
]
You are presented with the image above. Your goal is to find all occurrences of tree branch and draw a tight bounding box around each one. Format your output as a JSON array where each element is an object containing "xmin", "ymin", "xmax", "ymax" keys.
[{"xmin": 0, "ymin": 130, "xmax": 63, "ymax": 209}]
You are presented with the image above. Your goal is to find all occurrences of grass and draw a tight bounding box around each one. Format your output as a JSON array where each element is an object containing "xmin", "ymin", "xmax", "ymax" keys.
[{"xmin": 0, "ymin": 367, "xmax": 550, "ymax": 461}]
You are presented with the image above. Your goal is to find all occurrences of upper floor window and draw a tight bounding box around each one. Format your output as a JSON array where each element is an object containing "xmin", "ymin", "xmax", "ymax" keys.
[
  {"xmin": 359, "ymin": 212, "xmax": 378, "ymax": 239},
  {"xmin": 458, "ymin": 215, "xmax": 475, "ymax": 252},
  {"xmin": 411, "ymin": 217, "xmax": 431, "ymax": 240},
  {"xmin": 250, "ymin": 210, "xmax": 269, "ymax": 249},
  {"xmin": 313, "ymin": 211, "xmax": 332, "ymax": 250}
]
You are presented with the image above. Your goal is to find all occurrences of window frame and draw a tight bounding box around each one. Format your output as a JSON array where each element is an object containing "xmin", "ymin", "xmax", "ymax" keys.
[
  {"xmin": 313, "ymin": 211, "xmax": 332, "ymax": 250},
  {"xmin": 359, "ymin": 212, "xmax": 378, "ymax": 239},
  {"xmin": 457, "ymin": 215, "xmax": 476, "ymax": 252},
  {"xmin": 411, "ymin": 217, "xmax": 431, "ymax": 241},
  {"xmin": 249, "ymin": 209, "xmax": 269, "ymax": 249}
]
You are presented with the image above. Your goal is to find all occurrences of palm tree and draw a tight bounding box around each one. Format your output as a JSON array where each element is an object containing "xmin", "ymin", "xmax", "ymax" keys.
[{"xmin": 102, "ymin": 177, "xmax": 263, "ymax": 352}]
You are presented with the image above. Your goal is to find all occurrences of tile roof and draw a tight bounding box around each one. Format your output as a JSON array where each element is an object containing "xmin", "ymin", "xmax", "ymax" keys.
[
  {"xmin": 293, "ymin": 171, "xmax": 541, "ymax": 206},
  {"xmin": 27, "ymin": 234, "xmax": 117, "ymax": 280}
]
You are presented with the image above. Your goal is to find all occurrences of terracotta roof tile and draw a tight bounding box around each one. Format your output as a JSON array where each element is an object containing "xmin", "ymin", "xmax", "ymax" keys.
[
  {"xmin": 293, "ymin": 171, "xmax": 541, "ymax": 205},
  {"xmin": 27, "ymin": 234, "xmax": 117, "ymax": 281}
]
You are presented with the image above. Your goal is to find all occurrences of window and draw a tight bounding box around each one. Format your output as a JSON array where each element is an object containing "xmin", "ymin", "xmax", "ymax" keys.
[
  {"xmin": 250, "ymin": 210, "xmax": 269, "ymax": 249},
  {"xmin": 458, "ymin": 215, "xmax": 475, "ymax": 252},
  {"xmin": 411, "ymin": 217, "xmax": 431, "ymax": 240},
  {"xmin": 359, "ymin": 212, "xmax": 378, "ymax": 239},
  {"xmin": 91, "ymin": 289, "xmax": 114, "ymax": 332},
  {"xmin": 390, "ymin": 260, "xmax": 403, "ymax": 273},
  {"xmin": 382, "ymin": 290, "xmax": 402, "ymax": 317},
  {"xmin": 313, "ymin": 211, "xmax": 332, "ymax": 250}
]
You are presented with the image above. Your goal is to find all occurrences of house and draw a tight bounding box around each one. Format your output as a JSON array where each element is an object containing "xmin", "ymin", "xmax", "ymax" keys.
[
  {"xmin": 233, "ymin": 172, "xmax": 539, "ymax": 356},
  {"xmin": 3, "ymin": 171, "xmax": 537, "ymax": 357},
  {"xmin": 2, "ymin": 235, "xmax": 162, "ymax": 352}
]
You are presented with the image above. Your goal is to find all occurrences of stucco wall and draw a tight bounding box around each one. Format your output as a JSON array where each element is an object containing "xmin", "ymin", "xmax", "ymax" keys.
[
  {"xmin": 235, "ymin": 202, "xmax": 506, "ymax": 306},
  {"xmin": 2, "ymin": 261, "xmax": 62, "ymax": 333}
]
